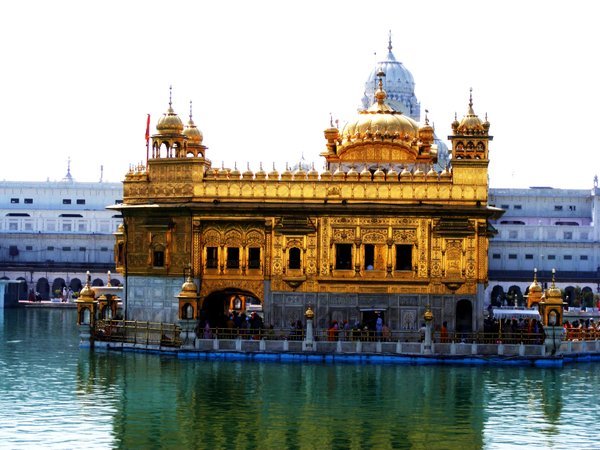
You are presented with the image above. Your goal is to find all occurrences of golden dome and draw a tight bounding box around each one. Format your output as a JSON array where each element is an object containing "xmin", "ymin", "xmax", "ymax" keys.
[
  {"xmin": 544, "ymin": 269, "xmax": 562, "ymax": 302},
  {"xmin": 455, "ymin": 90, "xmax": 486, "ymax": 135},
  {"xmin": 178, "ymin": 276, "xmax": 199, "ymax": 299},
  {"xmin": 183, "ymin": 115, "xmax": 203, "ymax": 145},
  {"xmin": 77, "ymin": 271, "xmax": 96, "ymax": 301},
  {"xmin": 419, "ymin": 112, "xmax": 434, "ymax": 143},
  {"xmin": 529, "ymin": 269, "xmax": 542, "ymax": 293},
  {"xmin": 335, "ymin": 75, "xmax": 420, "ymax": 163},
  {"xmin": 401, "ymin": 166, "xmax": 411, "ymax": 177}
]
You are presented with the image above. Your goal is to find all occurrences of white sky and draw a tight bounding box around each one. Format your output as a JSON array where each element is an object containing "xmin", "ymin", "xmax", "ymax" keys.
[{"xmin": 0, "ymin": 0, "xmax": 598, "ymax": 189}]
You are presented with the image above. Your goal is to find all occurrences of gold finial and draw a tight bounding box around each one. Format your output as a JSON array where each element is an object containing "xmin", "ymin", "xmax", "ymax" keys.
[
  {"xmin": 375, "ymin": 70, "xmax": 386, "ymax": 104},
  {"xmin": 388, "ymin": 30, "xmax": 392, "ymax": 53},
  {"xmin": 533, "ymin": 267, "xmax": 538, "ymax": 281},
  {"xmin": 424, "ymin": 305, "xmax": 433, "ymax": 322},
  {"xmin": 305, "ymin": 305, "xmax": 314, "ymax": 319},
  {"xmin": 469, "ymin": 87, "xmax": 473, "ymax": 108},
  {"xmin": 329, "ymin": 112, "xmax": 334, "ymax": 127},
  {"xmin": 551, "ymin": 268, "xmax": 556, "ymax": 286},
  {"xmin": 424, "ymin": 109, "xmax": 429, "ymax": 125},
  {"xmin": 107, "ymin": 270, "xmax": 112, "ymax": 286},
  {"xmin": 189, "ymin": 100, "xmax": 193, "ymax": 120}
]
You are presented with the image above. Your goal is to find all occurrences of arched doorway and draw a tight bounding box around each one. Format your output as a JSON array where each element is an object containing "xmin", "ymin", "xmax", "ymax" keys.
[
  {"xmin": 36, "ymin": 278, "xmax": 50, "ymax": 300},
  {"xmin": 51, "ymin": 278, "xmax": 66, "ymax": 298},
  {"xmin": 490, "ymin": 285, "xmax": 505, "ymax": 307},
  {"xmin": 564, "ymin": 286, "xmax": 575, "ymax": 307},
  {"xmin": 456, "ymin": 299, "xmax": 473, "ymax": 335},
  {"xmin": 201, "ymin": 289, "xmax": 262, "ymax": 329},
  {"xmin": 507, "ymin": 285, "xmax": 524, "ymax": 307},
  {"xmin": 70, "ymin": 278, "xmax": 82, "ymax": 293}
]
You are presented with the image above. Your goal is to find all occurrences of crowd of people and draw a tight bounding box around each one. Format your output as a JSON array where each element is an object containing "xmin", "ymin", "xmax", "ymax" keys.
[{"xmin": 564, "ymin": 319, "xmax": 600, "ymax": 341}]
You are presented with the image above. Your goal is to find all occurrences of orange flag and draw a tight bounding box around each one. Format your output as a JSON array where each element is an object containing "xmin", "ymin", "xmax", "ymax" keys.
[{"xmin": 145, "ymin": 114, "xmax": 151, "ymax": 142}]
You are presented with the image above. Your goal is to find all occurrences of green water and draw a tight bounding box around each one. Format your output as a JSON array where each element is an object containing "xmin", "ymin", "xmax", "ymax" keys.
[{"xmin": 1, "ymin": 308, "xmax": 599, "ymax": 449}]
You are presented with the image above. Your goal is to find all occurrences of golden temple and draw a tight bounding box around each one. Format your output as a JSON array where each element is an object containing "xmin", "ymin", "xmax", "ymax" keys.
[{"xmin": 111, "ymin": 53, "xmax": 501, "ymax": 333}]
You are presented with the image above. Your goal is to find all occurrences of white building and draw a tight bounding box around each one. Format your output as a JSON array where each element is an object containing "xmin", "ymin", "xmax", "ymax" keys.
[
  {"xmin": 486, "ymin": 178, "xmax": 600, "ymax": 307},
  {"xmin": 0, "ymin": 174, "xmax": 123, "ymax": 298}
]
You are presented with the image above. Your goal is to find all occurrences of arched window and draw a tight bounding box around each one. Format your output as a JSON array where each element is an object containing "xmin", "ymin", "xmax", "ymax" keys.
[{"xmin": 80, "ymin": 308, "xmax": 91, "ymax": 325}]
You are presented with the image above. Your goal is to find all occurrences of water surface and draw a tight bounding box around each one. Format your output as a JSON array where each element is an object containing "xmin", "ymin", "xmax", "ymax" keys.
[{"xmin": 1, "ymin": 308, "xmax": 599, "ymax": 449}]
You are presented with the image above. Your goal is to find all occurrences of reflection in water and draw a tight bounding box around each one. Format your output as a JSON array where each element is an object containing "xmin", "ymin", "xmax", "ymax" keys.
[{"xmin": 2, "ymin": 309, "xmax": 600, "ymax": 449}]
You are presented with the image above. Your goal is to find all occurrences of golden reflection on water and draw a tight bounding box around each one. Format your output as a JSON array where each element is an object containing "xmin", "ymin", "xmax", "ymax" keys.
[{"xmin": 2, "ymin": 309, "xmax": 600, "ymax": 449}]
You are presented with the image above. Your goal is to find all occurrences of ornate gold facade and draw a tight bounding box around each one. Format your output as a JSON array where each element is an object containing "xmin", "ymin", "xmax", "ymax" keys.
[{"xmin": 114, "ymin": 78, "xmax": 501, "ymax": 330}]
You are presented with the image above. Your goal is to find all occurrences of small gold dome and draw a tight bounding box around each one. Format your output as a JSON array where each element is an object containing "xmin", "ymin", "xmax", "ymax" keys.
[
  {"xmin": 178, "ymin": 276, "xmax": 199, "ymax": 299},
  {"xmin": 424, "ymin": 307, "xmax": 433, "ymax": 322},
  {"xmin": 242, "ymin": 163, "xmax": 254, "ymax": 179},
  {"xmin": 321, "ymin": 166, "xmax": 332, "ymax": 179},
  {"xmin": 255, "ymin": 163, "xmax": 267, "ymax": 180},
  {"xmin": 401, "ymin": 166, "xmax": 412, "ymax": 177},
  {"xmin": 360, "ymin": 166, "xmax": 372, "ymax": 180},
  {"xmin": 333, "ymin": 165, "xmax": 346, "ymax": 180},
  {"xmin": 281, "ymin": 163, "xmax": 293, "ymax": 180},
  {"xmin": 456, "ymin": 90, "xmax": 485, "ymax": 135},
  {"xmin": 373, "ymin": 167, "xmax": 385, "ymax": 180},
  {"xmin": 229, "ymin": 163, "xmax": 241, "ymax": 179},
  {"xmin": 156, "ymin": 104, "xmax": 184, "ymax": 134},
  {"xmin": 545, "ymin": 270, "xmax": 562, "ymax": 300},
  {"xmin": 77, "ymin": 271, "xmax": 95, "ymax": 301},
  {"xmin": 387, "ymin": 166, "xmax": 398, "ymax": 180},
  {"xmin": 183, "ymin": 116, "xmax": 203, "ymax": 144},
  {"xmin": 346, "ymin": 166, "xmax": 359, "ymax": 180},
  {"xmin": 529, "ymin": 270, "xmax": 542, "ymax": 293},
  {"xmin": 268, "ymin": 163, "xmax": 280, "ymax": 180},
  {"xmin": 307, "ymin": 163, "xmax": 319, "ymax": 180},
  {"xmin": 305, "ymin": 306, "xmax": 314, "ymax": 319}
]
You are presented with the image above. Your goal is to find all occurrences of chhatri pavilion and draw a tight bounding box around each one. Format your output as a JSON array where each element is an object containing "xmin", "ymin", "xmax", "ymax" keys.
[{"xmin": 111, "ymin": 39, "xmax": 501, "ymax": 333}]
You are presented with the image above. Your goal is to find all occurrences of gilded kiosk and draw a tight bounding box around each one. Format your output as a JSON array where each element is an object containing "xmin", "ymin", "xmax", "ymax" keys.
[{"xmin": 112, "ymin": 65, "xmax": 501, "ymax": 334}]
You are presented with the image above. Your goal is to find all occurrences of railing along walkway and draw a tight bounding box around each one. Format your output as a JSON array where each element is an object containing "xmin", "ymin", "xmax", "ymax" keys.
[
  {"xmin": 95, "ymin": 320, "xmax": 181, "ymax": 347},
  {"xmin": 94, "ymin": 322, "xmax": 600, "ymax": 348}
]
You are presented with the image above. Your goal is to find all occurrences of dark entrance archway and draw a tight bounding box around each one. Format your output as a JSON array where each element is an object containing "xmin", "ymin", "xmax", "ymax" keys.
[
  {"xmin": 201, "ymin": 289, "xmax": 261, "ymax": 328},
  {"xmin": 456, "ymin": 299, "xmax": 473, "ymax": 335},
  {"xmin": 36, "ymin": 278, "xmax": 50, "ymax": 300},
  {"xmin": 490, "ymin": 285, "xmax": 505, "ymax": 307}
]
